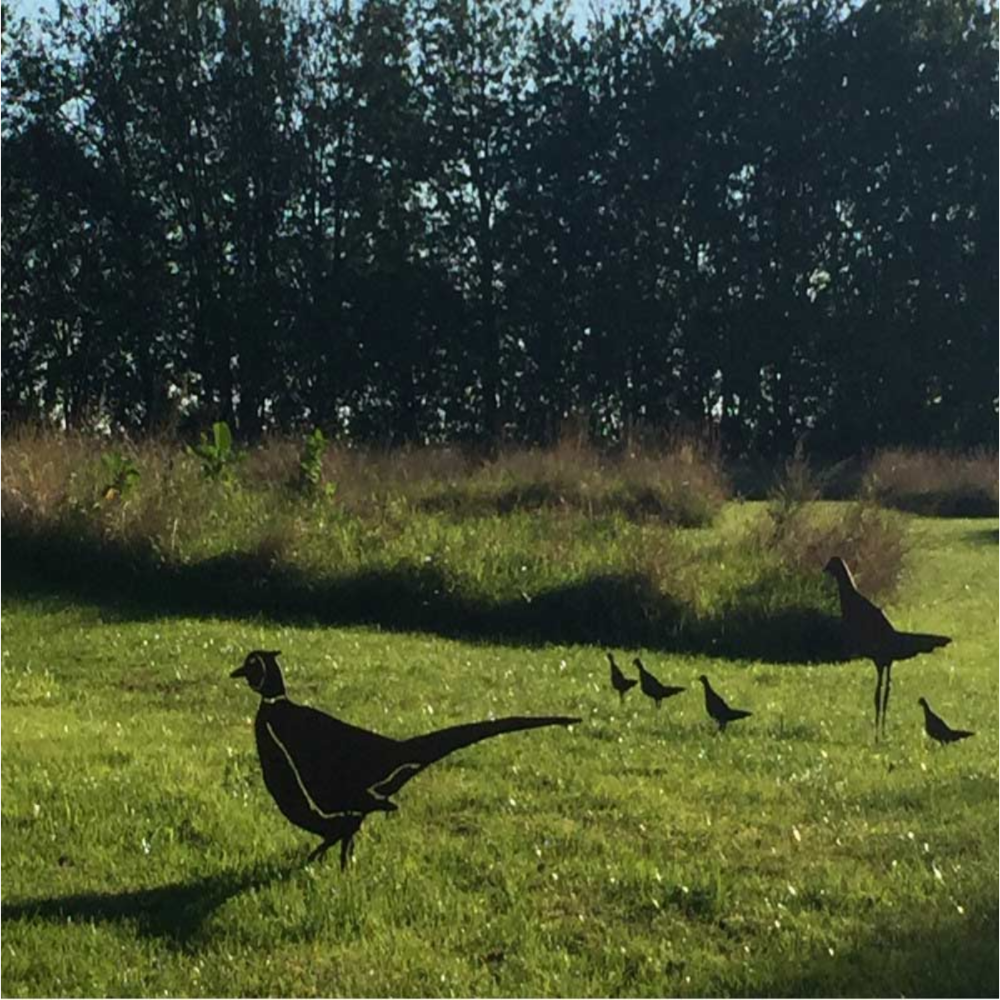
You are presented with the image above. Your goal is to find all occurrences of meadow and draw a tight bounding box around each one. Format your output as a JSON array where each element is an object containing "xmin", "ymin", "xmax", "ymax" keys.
[{"xmin": 2, "ymin": 433, "xmax": 997, "ymax": 996}]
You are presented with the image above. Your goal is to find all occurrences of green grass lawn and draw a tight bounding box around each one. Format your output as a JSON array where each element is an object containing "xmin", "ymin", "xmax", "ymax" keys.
[{"xmin": 2, "ymin": 509, "xmax": 996, "ymax": 996}]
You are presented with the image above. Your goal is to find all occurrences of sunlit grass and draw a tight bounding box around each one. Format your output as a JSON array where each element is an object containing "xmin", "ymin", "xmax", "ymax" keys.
[{"xmin": 2, "ymin": 513, "xmax": 996, "ymax": 996}]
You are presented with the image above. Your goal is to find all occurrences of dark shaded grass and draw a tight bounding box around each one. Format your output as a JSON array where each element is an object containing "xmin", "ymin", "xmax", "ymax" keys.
[
  {"xmin": 965, "ymin": 527, "xmax": 999, "ymax": 547},
  {"xmin": 754, "ymin": 908, "xmax": 998, "ymax": 998},
  {"xmin": 2, "ymin": 516, "xmax": 844, "ymax": 662},
  {"xmin": 879, "ymin": 488, "xmax": 999, "ymax": 519},
  {"xmin": 415, "ymin": 480, "xmax": 719, "ymax": 527}
]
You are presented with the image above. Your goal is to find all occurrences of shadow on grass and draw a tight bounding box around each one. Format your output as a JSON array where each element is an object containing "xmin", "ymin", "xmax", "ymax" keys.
[
  {"xmin": 755, "ymin": 906, "xmax": 998, "ymax": 997},
  {"xmin": 0, "ymin": 858, "xmax": 300, "ymax": 950},
  {"xmin": 877, "ymin": 491, "xmax": 999, "ymax": 518},
  {"xmin": 965, "ymin": 526, "xmax": 999, "ymax": 547},
  {"xmin": 2, "ymin": 519, "xmax": 845, "ymax": 663}
]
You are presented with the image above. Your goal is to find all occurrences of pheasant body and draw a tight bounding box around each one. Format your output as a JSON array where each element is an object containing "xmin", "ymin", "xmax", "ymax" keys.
[
  {"xmin": 232, "ymin": 651, "xmax": 579, "ymax": 867},
  {"xmin": 633, "ymin": 657, "xmax": 685, "ymax": 709}
]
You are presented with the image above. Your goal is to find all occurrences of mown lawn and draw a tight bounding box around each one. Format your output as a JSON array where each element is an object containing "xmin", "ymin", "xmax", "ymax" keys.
[{"xmin": 2, "ymin": 509, "xmax": 996, "ymax": 997}]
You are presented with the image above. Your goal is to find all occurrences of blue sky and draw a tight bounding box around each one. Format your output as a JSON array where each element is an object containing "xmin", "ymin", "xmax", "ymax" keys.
[{"xmin": 12, "ymin": 0, "xmax": 52, "ymax": 17}]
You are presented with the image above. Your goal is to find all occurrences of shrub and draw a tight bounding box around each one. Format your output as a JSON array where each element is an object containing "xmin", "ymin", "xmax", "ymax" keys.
[
  {"xmin": 762, "ymin": 452, "xmax": 908, "ymax": 603},
  {"xmin": 748, "ymin": 498, "xmax": 906, "ymax": 615},
  {"xmin": 766, "ymin": 448, "xmax": 822, "ymax": 539},
  {"xmin": 864, "ymin": 449, "xmax": 998, "ymax": 517}
]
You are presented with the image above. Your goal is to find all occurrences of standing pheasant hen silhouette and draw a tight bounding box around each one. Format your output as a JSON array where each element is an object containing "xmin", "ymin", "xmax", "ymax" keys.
[
  {"xmin": 633, "ymin": 657, "xmax": 685, "ymax": 709},
  {"xmin": 606, "ymin": 651, "xmax": 637, "ymax": 702},
  {"xmin": 231, "ymin": 651, "xmax": 580, "ymax": 868},
  {"xmin": 917, "ymin": 697, "xmax": 974, "ymax": 746},
  {"xmin": 698, "ymin": 675, "xmax": 752, "ymax": 731},
  {"xmin": 823, "ymin": 557, "xmax": 951, "ymax": 740}
]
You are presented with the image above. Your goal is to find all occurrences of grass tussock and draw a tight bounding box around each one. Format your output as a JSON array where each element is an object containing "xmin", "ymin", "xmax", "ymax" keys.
[
  {"xmin": 178, "ymin": 431, "xmax": 731, "ymax": 525},
  {"xmin": 864, "ymin": 448, "xmax": 999, "ymax": 517},
  {"xmin": 763, "ymin": 454, "xmax": 908, "ymax": 601}
]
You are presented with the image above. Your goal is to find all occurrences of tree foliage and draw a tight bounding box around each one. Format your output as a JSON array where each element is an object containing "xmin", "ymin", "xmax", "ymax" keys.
[{"xmin": 2, "ymin": 0, "xmax": 996, "ymax": 454}]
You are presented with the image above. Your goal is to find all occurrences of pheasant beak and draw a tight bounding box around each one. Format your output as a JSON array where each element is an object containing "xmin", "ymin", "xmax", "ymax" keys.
[{"xmin": 230, "ymin": 664, "xmax": 249, "ymax": 679}]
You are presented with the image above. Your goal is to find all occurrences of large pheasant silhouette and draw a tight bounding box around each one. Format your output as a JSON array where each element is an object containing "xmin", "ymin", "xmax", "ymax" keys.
[{"xmin": 231, "ymin": 651, "xmax": 579, "ymax": 867}]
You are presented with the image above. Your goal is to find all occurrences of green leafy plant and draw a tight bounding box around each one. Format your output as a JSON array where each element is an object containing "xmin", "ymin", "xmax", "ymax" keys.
[
  {"xmin": 99, "ymin": 451, "xmax": 140, "ymax": 500},
  {"xmin": 296, "ymin": 427, "xmax": 333, "ymax": 498},
  {"xmin": 189, "ymin": 421, "xmax": 240, "ymax": 482}
]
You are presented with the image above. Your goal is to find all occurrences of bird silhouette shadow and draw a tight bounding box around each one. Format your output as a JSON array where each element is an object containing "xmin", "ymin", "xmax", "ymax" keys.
[
  {"xmin": 0, "ymin": 857, "xmax": 300, "ymax": 950},
  {"xmin": 965, "ymin": 526, "xmax": 999, "ymax": 547}
]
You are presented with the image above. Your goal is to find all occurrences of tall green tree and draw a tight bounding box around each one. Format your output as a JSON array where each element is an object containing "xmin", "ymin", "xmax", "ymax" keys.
[
  {"xmin": 2, "ymin": 0, "xmax": 995, "ymax": 451},
  {"xmin": 417, "ymin": 0, "xmax": 550, "ymax": 444}
]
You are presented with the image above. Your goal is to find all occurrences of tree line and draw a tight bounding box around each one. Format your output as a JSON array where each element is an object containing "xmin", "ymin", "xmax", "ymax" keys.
[{"xmin": 2, "ymin": 0, "xmax": 996, "ymax": 454}]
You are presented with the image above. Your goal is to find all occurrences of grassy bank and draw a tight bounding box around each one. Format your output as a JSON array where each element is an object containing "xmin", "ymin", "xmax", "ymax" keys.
[
  {"xmin": 2, "ymin": 433, "xmax": 997, "ymax": 996},
  {"xmin": 3, "ymin": 430, "xmax": 913, "ymax": 660},
  {"xmin": 2, "ymin": 514, "xmax": 996, "ymax": 996}
]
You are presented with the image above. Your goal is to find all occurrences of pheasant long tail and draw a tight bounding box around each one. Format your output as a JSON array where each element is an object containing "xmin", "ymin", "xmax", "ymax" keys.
[
  {"xmin": 368, "ymin": 716, "xmax": 579, "ymax": 800},
  {"xmin": 895, "ymin": 631, "xmax": 951, "ymax": 658},
  {"xmin": 405, "ymin": 716, "xmax": 581, "ymax": 769}
]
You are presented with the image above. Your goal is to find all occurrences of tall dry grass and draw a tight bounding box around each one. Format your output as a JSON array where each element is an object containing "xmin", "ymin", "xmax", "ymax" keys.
[
  {"xmin": 1, "ymin": 427, "xmax": 923, "ymax": 661},
  {"xmin": 863, "ymin": 448, "xmax": 998, "ymax": 517},
  {"xmin": 237, "ymin": 431, "xmax": 729, "ymax": 525},
  {"xmin": 1, "ymin": 426, "xmax": 729, "ymax": 593}
]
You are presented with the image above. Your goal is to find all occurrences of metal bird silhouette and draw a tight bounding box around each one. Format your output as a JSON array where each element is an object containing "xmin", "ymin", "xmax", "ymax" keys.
[
  {"xmin": 918, "ymin": 697, "xmax": 973, "ymax": 745},
  {"xmin": 698, "ymin": 675, "xmax": 752, "ymax": 731},
  {"xmin": 633, "ymin": 657, "xmax": 685, "ymax": 709},
  {"xmin": 607, "ymin": 651, "xmax": 637, "ymax": 702},
  {"xmin": 231, "ymin": 651, "xmax": 580, "ymax": 868},
  {"xmin": 824, "ymin": 556, "xmax": 951, "ymax": 740}
]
